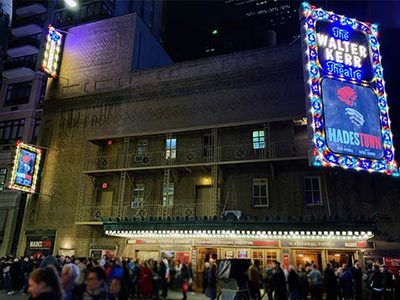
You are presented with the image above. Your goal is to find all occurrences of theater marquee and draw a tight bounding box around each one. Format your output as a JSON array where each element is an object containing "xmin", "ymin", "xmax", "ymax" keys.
[{"xmin": 301, "ymin": 2, "xmax": 398, "ymax": 175}]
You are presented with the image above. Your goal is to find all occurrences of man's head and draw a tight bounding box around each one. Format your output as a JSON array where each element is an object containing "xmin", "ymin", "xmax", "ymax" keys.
[
  {"xmin": 272, "ymin": 260, "xmax": 280, "ymax": 269},
  {"xmin": 86, "ymin": 266, "xmax": 107, "ymax": 292},
  {"xmin": 61, "ymin": 263, "xmax": 80, "ymax": 289}
]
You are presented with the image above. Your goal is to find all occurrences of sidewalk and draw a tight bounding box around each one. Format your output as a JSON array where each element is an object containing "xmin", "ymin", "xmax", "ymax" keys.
[
  {"xmin": 166, "ymin": 290, "xmax": 207, "ymax": 300},
  {"xmin": 0, "ymin": 289, "xmax": 208, "ymax": 300}
]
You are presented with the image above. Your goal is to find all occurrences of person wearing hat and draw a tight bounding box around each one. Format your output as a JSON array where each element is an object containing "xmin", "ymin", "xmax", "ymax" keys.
[{"xmin": 271, "ymin": 260, "xmax": 286, "ymax": 300}]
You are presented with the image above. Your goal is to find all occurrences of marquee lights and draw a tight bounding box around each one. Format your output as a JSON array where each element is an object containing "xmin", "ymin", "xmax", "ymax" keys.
[
  {"xmin": 9, "ymin": 141, "xmax": 42, "ymax": 193},
  {"xmin": 105, "ymin": 229, "xmax": 374, "ymax": 241},
  {"xmin": 302, "ymin": 2, "xmax": 398, "ymax": 176},
  {"xmin": 42, "ymin": 25, "xmax": 63, "ymax": 78}
]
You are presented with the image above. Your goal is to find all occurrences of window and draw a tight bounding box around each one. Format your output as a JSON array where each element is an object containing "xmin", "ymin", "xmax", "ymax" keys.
[
  {"xmin": 304, "ymin": 176, "xmax": 322, "ymax": 205},
  {"xmin": 0, "ymin": 168, "xmax": 7, "ymax": 191},
  {"xmin": 162, "ymin": 183, "xmax": 174, "ymax": 206},
  {"xmin": 0, "ymin": 119, "xmax": 25, "ymax": 143},
  {"xmin": 252, "ymin": 130, "xmax": 265, "ymax": 149},
  {"xmin": 31, "ymin": 119, "xmax": 41, "ymax": 144},
  {"xmin": 134, "ymin": 139, "xmax": 148, "ymax": 162},
  {"xmin": 131, "ymin": 184, "xmax": 144, "ymax": 208},
  {"xmin": 252, "ymin": 178, "xmax": 268, "ymax": 207},
  {"xmin": 4, "ymin": 81, "xmax": 32, "ymax": 106},
  {"xmin": 166, "ymin": 138, "xmax": 176, "ymax": 159}
]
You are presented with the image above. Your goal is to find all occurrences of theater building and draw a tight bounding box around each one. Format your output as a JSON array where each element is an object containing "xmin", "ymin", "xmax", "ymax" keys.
[{"xmin": 17, "ymin": 5, "xmax": 400, "ymax": 286}]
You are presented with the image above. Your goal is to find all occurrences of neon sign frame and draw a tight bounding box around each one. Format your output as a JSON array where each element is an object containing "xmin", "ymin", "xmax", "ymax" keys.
[
  {"xmin": 9, "ymin": 141, "xmax": 42, "ymax": 193},
  {"xmin": 42, "ymin": 25, "xmax": 63, "ymax": 78},
  {"xmin": 301, "ymin": 2, "xmax": 398, "ymax": 176}
]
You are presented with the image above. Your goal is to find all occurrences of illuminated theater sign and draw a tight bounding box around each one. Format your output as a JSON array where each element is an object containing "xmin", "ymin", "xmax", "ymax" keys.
[
  {"xmin": 42, "ymin": 25, "xmax": 63, "ymax": 78},
  {"xmin": 301, "ymin": 2, "xmax": 398, "ymax": 175},
  {"xmin": 9, "ymin": 142, "xmax": 42, "ymax": 193}
]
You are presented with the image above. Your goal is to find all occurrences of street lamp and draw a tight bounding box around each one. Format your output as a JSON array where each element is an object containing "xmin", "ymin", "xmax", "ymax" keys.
[{"xmin": 64, "ymin": 0, "xmax": 78, "ymax": 8}]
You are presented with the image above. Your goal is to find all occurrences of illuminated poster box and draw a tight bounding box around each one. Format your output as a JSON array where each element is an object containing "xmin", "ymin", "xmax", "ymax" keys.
[
  {"xmin": 42, "ymin": 25, "xmax": 63, "ymax": 78},
  {"xmin": 301, "ymin": 2, "xmax": 398, "ymax": 175},
  {"xmin": 9, "ymin": 142, "xmax": 42, "ymax": 193}
]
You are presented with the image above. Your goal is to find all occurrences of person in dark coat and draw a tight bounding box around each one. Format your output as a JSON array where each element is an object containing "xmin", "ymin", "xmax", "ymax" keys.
[
  {"xmin": 180, "ymin": 264, "xmax": 191, "ymax": 300},
  {"xmin": 202, "ymin": 262, "xmax": 210, "ymax": 294},
  {"xmin": 287, "ymin": 265, "xmax": 300, "ymax": 300},
  {"xmin": 271, "ymin": 260, "xmax": 286, "ymax": 300},
  {"xmin": 382, "ymin": 264, "xmax": 394, "ymax": 300},
  {"xmin": 324, "ymin": 263, "xmax": 337, "ymax": 300},
  {"xmin": 350, "ymin": 260, "xmax": 363, "ymax": 300},
  {"xmin": 369, "ymin": 264, "xmax": 384, "ymax": 300},
  {"xmin": 159, "ymin": 259, "xmax": 169, "ymax": 300},
  {"xmin": 248, "ymin": 260, "xmax": 262, "ymax": 300},
  {"xmin": 339, "ymin": 264, "xmax": 353, "ymax": 300},
  {"xmin": 297, "ymin": 266, "xmax": 309, "ymax": 300},
  {"xmin": 205, "ymin": 264, "xmax": 217, "ymax": 300}
]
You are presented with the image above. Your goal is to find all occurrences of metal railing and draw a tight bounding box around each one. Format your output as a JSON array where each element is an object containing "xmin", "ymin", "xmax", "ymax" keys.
[
  {"xmin": 3, "ymin": 55, "xmax": 37, "ymax": 70},
  {"xmin": 84, "ymin": 139, "xmax": 308, "ymax": 172},
  {"xmin": 8, "ymin": 35, "xmax": 41, "ymax": 49},
  {"xmin": 76, "ymin": 205, "xmax": 120, "ymax": 223},
  {"xmin": 76, "ymin": 202, "xmax": 212, "ymax": 223}
]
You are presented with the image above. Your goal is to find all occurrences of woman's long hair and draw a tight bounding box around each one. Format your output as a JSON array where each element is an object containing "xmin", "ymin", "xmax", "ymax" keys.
[{"xmin": 29, "ymin": 265, "xmax": 64, "ymax": 300}]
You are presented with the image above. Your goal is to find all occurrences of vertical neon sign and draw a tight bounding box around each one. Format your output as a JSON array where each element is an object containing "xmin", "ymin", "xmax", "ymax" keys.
[
  {"xmin": 9, "ymin": 141, "xmax": 42, "ymax": 193},
  {"xmin": 301, "ymin": 2, "xmax": 398, "ymax": 176},
  {"xmin": 42, "ymin": 25, "xmax": 63, "ymax": 78}
]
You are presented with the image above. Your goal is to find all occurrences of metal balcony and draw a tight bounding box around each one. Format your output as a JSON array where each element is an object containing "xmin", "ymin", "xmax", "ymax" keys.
[
  {"xmin": 84, "ymin": 139, "xmax": 308, "ymax": 172},
  {"xmin": 7, "ymin": 35, "xmax": 41, "ymax": 58},
  {"xmin": 76, "ymin": 203, "xmax": 212, "ymax": 224},
  {"xmin": 2, "ymin": 55, "xmax": 37, "ymax": 79},
  {"xmin": 15, "ymin": 2, "xmax": 48, "ymax": 17},
  {"xmin": 8, "ymin": 35, "xmax": 41, "ymax": 50},
  {"xmin": 12, "ymin": 15, "xmax": 45, "ymax": 37}
]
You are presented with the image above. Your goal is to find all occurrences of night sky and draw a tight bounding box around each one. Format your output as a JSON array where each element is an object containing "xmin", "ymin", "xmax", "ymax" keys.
[{"xmin": 164, "ymin": 0, "xmax": 400, "ymax": 162}]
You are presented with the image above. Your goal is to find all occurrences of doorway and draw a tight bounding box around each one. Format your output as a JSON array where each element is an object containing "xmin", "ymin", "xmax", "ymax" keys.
[
  {"xmin": 195, "ymin": 185, "xmax": 211, "ymax": 217},
  {"xmin": 327, "ymin": 251, "xmax": 355, "ymax": 268},
  {"xmin": 295, "ymin": 250, "xmax": 323, "ymax": 271}
]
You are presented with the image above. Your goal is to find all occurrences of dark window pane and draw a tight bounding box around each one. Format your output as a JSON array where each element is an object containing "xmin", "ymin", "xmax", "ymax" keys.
[{"xmin": 305, "ymin": 191, "xmax": 313, "ymax": 204}]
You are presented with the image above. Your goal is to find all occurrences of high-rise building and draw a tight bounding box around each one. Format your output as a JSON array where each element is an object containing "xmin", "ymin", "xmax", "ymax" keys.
[{"xmin": 0, "ymin": 0, "xmax": 169, "ymax": 257}]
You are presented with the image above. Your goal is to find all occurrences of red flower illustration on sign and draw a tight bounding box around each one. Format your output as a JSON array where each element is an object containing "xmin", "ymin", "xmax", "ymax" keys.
[
  {"xmin": 22, "ymin": 155, "xmax": 31, "ymax": 163},
  {"xmin": 337, "ymin": 86, "xmax": 357, "ymax": 107}
]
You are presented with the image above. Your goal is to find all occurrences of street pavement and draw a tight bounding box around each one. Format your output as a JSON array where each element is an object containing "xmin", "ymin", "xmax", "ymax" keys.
[{"xmin": 0, "ymin": 289, "xmax": 208, "ymax": 300}]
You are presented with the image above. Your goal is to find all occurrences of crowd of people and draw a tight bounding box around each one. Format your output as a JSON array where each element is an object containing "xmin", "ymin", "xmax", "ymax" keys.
[
  {"xmin": 0, "ymin": 254, "xmax": 197, "ymax": 300},
  {"xmin": 246, "ymin": 259, "xmax": 400, "ymax": 300},
  {"xmin": 1, "ymin": 254, "xmax": 400, "ymax": 300}
]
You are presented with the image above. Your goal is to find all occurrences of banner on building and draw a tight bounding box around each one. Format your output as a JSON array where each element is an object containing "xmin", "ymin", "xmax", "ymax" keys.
[{"xmin": 25, "ymin": 235, "xmax": 55, "ymax": 258}]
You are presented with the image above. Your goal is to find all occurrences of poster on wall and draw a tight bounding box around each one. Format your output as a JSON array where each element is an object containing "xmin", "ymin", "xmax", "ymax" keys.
[
  {"xmin": 301, "ymin": 2, "xmax": 398, "ymax": 175},
  {"xmin": 161, "ymin": 251, "xmax": 175, "ymax": 261},
  {"xmin": 25, "ymin": 236, "xmax": 55, "ymax": 258},
  {"xmin": 175, "ymin": 251, "xmax": 190, "ymax": 264}
]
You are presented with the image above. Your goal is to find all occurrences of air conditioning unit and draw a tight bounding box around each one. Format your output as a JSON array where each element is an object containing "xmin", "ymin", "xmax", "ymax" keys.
[
  {"xmin": 223, "ymin": 210, "xmax": 242, "ymax": 220},
  {"xmin": 134, "ymin": 156, "xmax": 150, "ymax": 164},
  {"xmin": 131, "ymin": 201, "xmax": 143, "ymax": 208}
]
